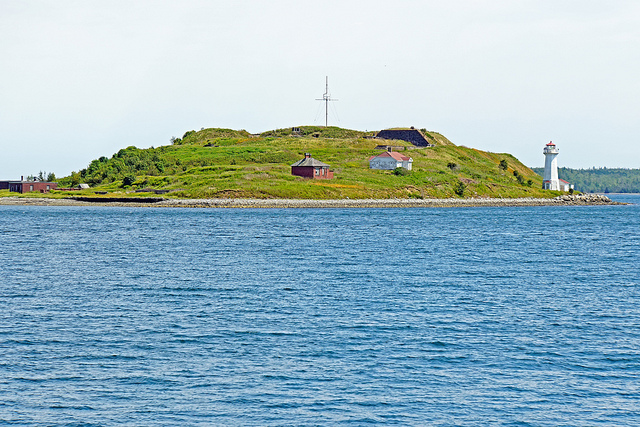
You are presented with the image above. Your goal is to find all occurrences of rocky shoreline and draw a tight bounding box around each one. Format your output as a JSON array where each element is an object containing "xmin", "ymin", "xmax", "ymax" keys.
[{"xmin": 0, "ymin": 194, "xmax": 622, "ymax": 208}]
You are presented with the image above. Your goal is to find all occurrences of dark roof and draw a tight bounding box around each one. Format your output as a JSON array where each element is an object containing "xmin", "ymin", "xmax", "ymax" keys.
[
  {"xmin": 291, "ymin": 157, "xmax": 331, "ymax": 167},
  {"xmin": 2, "ymin": 180, "xmax": 57, "ymax": 184}
]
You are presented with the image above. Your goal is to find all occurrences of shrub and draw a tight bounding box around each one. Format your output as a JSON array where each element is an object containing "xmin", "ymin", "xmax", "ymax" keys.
[
  {"xmin": 393, "ymin": 167, "xmax": 410, "ymax": 176},
  {"xmin": 447, "ymin": 162, "xmax": 458, "ymax": 171},
  {"xmin": 420, "ymin": 128, "xmax": 434, "ymax": 139},
  {"xmin": 499, "ymin": 159, "xmax": 508, "ymax": 171},
  {"xmin": 122, "ymin": 175, "xmax": 136, "ymax": 187},
  {"xmin": 454, "ymin": 180, "xmax": 466, "ymax": 196}
]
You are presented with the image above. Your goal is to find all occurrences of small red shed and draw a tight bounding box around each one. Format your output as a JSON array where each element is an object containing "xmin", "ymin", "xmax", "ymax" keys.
[{"xmin": 291, "ymin": 153, "xmax": 334, "ymax": 179}]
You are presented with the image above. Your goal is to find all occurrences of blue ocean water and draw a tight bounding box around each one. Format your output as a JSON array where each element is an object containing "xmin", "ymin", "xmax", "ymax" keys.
[{"xmin": 1, "ymin": 196, "xmax": 639, "ymax": 426}]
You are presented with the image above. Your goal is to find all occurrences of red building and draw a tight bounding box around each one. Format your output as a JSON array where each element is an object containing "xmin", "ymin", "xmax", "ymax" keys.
[
  {"xmin": 291, "ymin": 153, "xmax": 334, "ymax": 179},
  {"xmin": 6, "ymin": 180, "xmax": 58, "ymax": 193}
]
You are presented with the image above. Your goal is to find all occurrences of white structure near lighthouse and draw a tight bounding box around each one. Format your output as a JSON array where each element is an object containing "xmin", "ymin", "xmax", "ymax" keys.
[{"xmin": 542, "ymin": 141, "xmax": 560, "ymax": 190}]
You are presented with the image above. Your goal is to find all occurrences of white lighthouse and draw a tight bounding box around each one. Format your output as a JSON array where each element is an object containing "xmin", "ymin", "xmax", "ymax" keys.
[{"xmin": 542, "ymin": 141, "xmax": 560, "ymax": 190}]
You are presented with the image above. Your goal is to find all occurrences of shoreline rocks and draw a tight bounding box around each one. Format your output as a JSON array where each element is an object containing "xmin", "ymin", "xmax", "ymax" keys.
[
  {"xmin": 0, "ymin": 194, "xmax": 624, "ymax": 208},
  {"xmin": 155, "ymin": 194, "xmax": 622, "ymax": 208},
  {"xmin": 552, "ymin": 193, "xmax": 616, "ymax": 205}
]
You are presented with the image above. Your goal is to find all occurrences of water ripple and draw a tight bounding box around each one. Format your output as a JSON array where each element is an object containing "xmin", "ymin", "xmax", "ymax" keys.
[{"xmin": 0, "ymin": 200, "xmax": 639, "ymax": 425}]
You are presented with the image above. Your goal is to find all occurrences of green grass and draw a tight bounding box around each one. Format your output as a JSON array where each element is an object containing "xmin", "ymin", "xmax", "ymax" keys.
[{"xmin": 27, "ymin": 126, "xmax": 567, "ymax": 200}]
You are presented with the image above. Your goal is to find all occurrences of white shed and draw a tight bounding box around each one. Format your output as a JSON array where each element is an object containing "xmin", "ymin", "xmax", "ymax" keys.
[
  {"xmin": 559, "ymin": 179, "xmax": 574, "ymax": 192},
  {"xmin": 369, "ymin": 150, "xmax": 412, "ymax": 171}
]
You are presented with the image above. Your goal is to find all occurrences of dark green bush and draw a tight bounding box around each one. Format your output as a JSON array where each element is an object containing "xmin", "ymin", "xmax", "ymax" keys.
[
  {"xmin": 122, "ymin": 175, "xmax": 136, "ymax": 187},
  {"xmin": 393, "ymin": 167, "xmax": 410, "ymax": 176}
]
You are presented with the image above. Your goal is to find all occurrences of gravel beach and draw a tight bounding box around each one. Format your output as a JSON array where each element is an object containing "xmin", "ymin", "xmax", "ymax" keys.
[{"xmin": 0, "ymin": 194, "xmax": 620, "ymax": 208}]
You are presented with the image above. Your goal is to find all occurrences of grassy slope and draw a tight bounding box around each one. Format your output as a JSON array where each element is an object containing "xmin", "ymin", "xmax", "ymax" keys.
[{"xmin": 42, "ymin": 126, "xmax": 560, "ymax": 199}]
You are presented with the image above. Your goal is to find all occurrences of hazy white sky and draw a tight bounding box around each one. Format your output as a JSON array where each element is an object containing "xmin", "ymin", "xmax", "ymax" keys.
[{"xmin": 2, "ymin": 0, "xmax": 639, "ymax": 178}]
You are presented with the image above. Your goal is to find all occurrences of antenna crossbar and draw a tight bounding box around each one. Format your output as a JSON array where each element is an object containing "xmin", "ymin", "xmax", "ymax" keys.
[{"xmin": 315, "ymin": 76, "xmax": 337, "ymax": 127}]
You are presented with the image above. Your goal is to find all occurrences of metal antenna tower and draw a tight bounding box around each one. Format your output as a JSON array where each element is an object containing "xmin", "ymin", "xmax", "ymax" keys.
[{"xmin": 316, "ymin": 76, "xmax": 337, "ymax": 127}]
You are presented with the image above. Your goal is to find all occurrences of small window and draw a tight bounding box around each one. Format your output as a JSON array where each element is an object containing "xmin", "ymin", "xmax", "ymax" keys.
[{"xmin": 29, "ymin": 185, "xmax": 34, "ymax": 191}]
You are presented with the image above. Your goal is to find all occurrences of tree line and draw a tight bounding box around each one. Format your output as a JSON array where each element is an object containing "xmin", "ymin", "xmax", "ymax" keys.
[{"xmin": 532, "ymin": 167, "xmax": 640, "ymax": 193}]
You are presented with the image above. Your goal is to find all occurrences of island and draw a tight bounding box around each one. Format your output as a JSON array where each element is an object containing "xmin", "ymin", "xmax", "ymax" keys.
[{"xmin": 0, "ymin": 126, "xmax": 620, "ymax": 207}]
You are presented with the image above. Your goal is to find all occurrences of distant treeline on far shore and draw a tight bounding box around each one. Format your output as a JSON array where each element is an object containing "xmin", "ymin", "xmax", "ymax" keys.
[{"xmin": 532, "ymin": 167, "xmax": 640, "ymax": 193}]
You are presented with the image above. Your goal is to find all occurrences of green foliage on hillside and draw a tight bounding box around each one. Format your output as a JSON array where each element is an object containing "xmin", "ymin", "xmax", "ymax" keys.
[
  {"xmin": 52, "ymin": 127, "xmax": 556, "ymax": 200},
  {"xmin": 171, "ymin": 128, "xmax": 251, "ymax": 145},
  {"xmin": 532, "ymin": 167, "xmax": 640, "ymax": 193},
  {"xmin": 260, "ymin": 126, "xmax": 373, "ymax": 139}
]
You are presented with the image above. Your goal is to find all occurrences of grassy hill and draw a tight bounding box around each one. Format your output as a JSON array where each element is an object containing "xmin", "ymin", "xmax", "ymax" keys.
[{"xmin": 47, "ymin": 126, "xmax": 557, "ymax": 199}]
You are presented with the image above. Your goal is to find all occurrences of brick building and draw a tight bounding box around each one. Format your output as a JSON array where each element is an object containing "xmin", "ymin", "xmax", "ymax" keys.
[
  {"xmin": 291, "ymin": 153, "xmax": 334, "ymax": 179},
  {"xmin": 0, "ymin": 180, "xmax": 58, "ymax": 193}
]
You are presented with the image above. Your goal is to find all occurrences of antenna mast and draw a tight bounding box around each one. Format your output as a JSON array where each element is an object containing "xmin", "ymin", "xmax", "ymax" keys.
[{"xmin": 316, "ymin": 76, "xmax": 337, "ymax": 127}]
